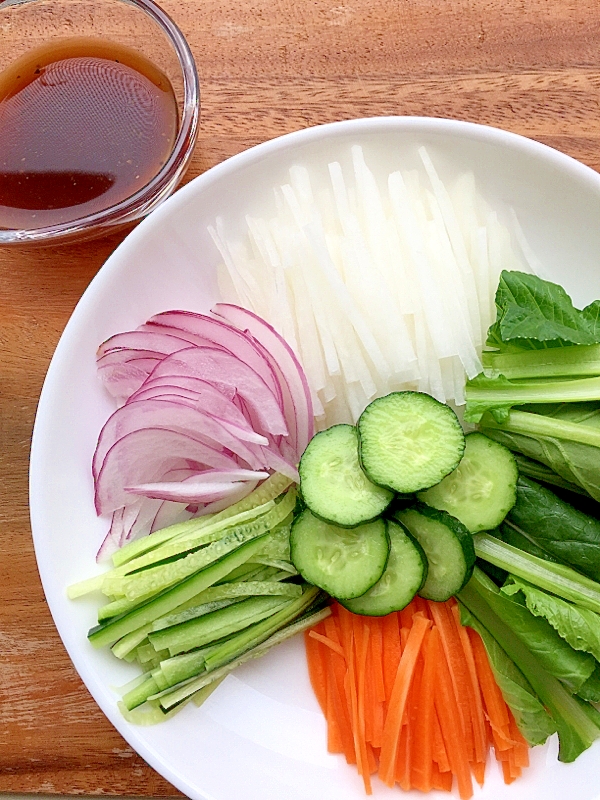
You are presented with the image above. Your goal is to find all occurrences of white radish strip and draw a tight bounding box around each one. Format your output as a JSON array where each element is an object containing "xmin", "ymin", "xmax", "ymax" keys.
[
  {"xmin": 453, "ymin": 356, "xmax": 467, "ymax": 406},
  {"xmin": 418, "ymin": 146, "xmax": 483, "ymax": 348},
  {"xmin": 472, "ymin": 226, "xmax": 492, "ymax": 337},
  {"xmin": 329, "ymin": 160, "xmax": 417, "ymax": 382},
  {"xmin": 302, "ymin": 218, "xmax": 392, "ymax": 379},
  {"xmin": 424, "ymin": 199, "xmax": 482, "ymax": 378},
  {"xmin": 208, "ymin": 223, "xmax": 255, "ymax": 312},
  {"xmin": 508, "ymin": 207, "xmax": 543, "ymax": 277},
  {"xmin": 389, "ymin": 170, "xmax": 454, "ymax": 361}
]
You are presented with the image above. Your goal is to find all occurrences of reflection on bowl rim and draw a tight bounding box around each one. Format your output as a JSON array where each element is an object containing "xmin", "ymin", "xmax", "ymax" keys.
[{"xmin": 0, "ymin": 0, "xmax": 200, "ymax": 246}]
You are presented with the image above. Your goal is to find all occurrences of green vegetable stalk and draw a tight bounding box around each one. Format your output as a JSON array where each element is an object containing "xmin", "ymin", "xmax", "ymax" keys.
[{"xmin": 459, "ymin": 568, "xmax": 600, "ymax": 763}]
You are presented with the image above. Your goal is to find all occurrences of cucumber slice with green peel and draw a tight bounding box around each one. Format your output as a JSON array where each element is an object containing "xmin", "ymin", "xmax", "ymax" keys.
[
  {"xmin": 341, "ymin": 520, "xmax": 427, "ymax": 616},
  {"xmin": 418, "ymin": 433, "xmax": 518, "ymax": 533},
  {"xmin": 395, "ymin": 504, "xmax": 475, "ymax": 601},
  {"xmin": 290, "ymin": 509, "xmax": 389, "ymax": 599},
  {"xmin": 357, "ymin": 392, "xmax": 465, "ymax": 494},
  {"xmin": 299, "ymin": 424, "xmax": 394, "ymax": 527}
]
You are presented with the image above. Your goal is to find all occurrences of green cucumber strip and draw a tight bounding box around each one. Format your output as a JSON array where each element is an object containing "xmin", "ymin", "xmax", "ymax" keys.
[
  {"xmin": 111, "ymin": 623, "xmax": 153, "ymax": 660},
  {"xmin": 88, "ymin": 534, "xmax": 270, "ymax": 648},
  {"xmin": 118, "ymin": 697, "xmax": 185, "ymax": 726},
  {"xmin": 122, "ymin": 675, "xmax": 160, "ymax": 711},
  {"xmin": 154, "ymin": 588, "xmax": 324, "ymax": 711},
  {"xmin": 474, "ymin": 533, "xmax": 600, "ymax": 614},
  {"xmin": 250, "ymin": 558, "xmax": 297, "ymax": 573},
  {"xmin": 112, "ymin": 473, "xmax": 293, "ymax": 567},
  {"xmin": 149, "ymin": 595, "xmax": 292, "ymax": 657},
  {"xmin": 105, "ymin": 493, "xmax": 296, "ymax": 602},
  {"xmin": 151, "ymin": 599, "xmax": 240, "ymax": 632},
  {"xmin": 158, "ymin": 647, "xmax": 215, "ymax": 687},
  {"xmin": 151, "ymin": 582, "xmax": 301, "ymax": 632}
]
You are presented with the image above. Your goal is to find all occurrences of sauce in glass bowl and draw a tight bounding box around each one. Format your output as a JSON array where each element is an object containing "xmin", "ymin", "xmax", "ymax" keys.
[{"xmin": 0, "ymin": 37, "xmax": 179, "ymax": 231}]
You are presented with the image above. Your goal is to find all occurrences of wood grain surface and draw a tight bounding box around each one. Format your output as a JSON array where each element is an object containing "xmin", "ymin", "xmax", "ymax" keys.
[{"xmin": 2, "ymin": 0, "xmax": 600, "ymax": 794}]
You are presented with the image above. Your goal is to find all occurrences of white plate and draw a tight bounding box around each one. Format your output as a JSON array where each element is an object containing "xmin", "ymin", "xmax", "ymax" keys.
[{"xmin": 30, "ymin": 117, "xmax": 600, "ymax": 800}]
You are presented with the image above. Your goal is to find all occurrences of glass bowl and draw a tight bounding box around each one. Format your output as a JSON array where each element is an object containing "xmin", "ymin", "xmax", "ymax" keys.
[{"xmin": 0, "ymin": 0, "xmax": 199, "ymax": 246}]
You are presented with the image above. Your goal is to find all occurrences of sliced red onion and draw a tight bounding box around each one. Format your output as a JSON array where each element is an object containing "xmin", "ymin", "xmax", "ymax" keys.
[
  {"xmin": 146, "ymin": 311, "xmax": 283, "ymax": 404},
  {"xmin": 147, "ymin": 347, "xmax": 288, "ymax": 437},
  {"xmin": 95, "ymin": 428, "xmax": 241, "ymax": 515},
  {"xmin": 93, "ymin": 398, "xmax": 268, "ymax": 481},
  {"xmin": 150, "ymin": 499, "xmax": 194, "ymax": 534},
  {"xmin": 126, "ymin": 478, "xmax": 258, "ymax": 504},
  {"xmin": 212, "ymin": 304, "xmax": 314, "ymax": 456},
  {"xmin": 97, "ymin": 330, "xmax": 199, "ymax": 359},
  {"xmin": 193, "ymin": 480, "xmax": 259, "ymax": 517}
]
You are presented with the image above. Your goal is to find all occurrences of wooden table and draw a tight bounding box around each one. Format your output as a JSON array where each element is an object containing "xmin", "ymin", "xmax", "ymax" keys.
[{"xmin": 2, "ymin": 0, "xmax": 600, "ymax": 794}]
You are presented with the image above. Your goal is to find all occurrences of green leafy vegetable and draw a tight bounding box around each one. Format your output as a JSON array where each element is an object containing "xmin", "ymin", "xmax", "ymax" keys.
[
  {"xmin": 465, "ymin": 374, "xmax": 600, "ymax": 424},
  {"xmin": 458, "ymin": 601, "xmax": 556, "ymax": 746},
  {"xmin": 494, "ymin": 520, "xmax": 562, "ymax": 564},
  {"xmin": 480, "ymin": 403, "xmax": 600, "ymax": 501},
  {"xmin": 503, "ymin": 576, "xmax": 600, "ymax": 662},
  {"xmin": 487, "ymin": 270, "xmax": 600, "ymax": 350},
  {"xmin": 473, "ymin": 533, "xmax": 600, "ymax": 614},
  {"xmin": 482, "ymin": 344, "xmax": 600, "ymax": 381},
  {"xmin": 506, "ymin": 477, "xmax": 600, "ymax": 580},
  {"xmin": 459, "ymin": 568, "xmax": 600, "ymax": 762},
  {"xmin": 577, "ymin": 666, "xmax": 600, "ymax": 703}
]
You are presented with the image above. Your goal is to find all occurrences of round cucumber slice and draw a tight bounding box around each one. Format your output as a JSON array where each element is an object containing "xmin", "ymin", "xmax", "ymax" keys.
[
  {"xmin": 395, "ymin": 504, "xmax": 475, "ymax": 601},
  {"xmin": 417, "ymin": 432, "xmax": 518, "ymax": 532},
  {"xmin": 299, "ymin": 424, "xmax": 394, "ymax": 527},
  {"xmin": 341, "ymin": 520, "xmax": 427, "ymax": 616},
  {"xmin": 290, "ymin": 510, "xmax": 389, "ymax": 599},
  {"xmin": 358, "ymin": 392, "xmax": 465, "ymax": 494}
]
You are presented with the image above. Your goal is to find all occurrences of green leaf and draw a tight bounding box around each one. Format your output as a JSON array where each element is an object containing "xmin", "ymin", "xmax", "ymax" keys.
[
  {"xmin": 488, "ymin": 271, "xmax": 600, "ymax": 350},
  {"xmin": 508, "ymin": 477, "xmax": 600, "ymax": 580},
  {"xmin": 458, "ymin": 602, "xmax": 556, "ymax": 745},
  {"xmin": 506, "ymin": 576, "xmax": 600, "ymax": 662}
]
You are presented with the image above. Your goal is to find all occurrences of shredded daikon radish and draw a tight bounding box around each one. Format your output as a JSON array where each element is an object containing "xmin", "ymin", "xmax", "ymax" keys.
[{"xmin": 209, "ymin": 146, "xmax": 536, "ymax": 427}]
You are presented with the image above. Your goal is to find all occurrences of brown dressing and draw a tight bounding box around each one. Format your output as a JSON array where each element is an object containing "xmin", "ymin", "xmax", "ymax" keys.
[{"xmin": 0, "ymin": 38, "xmax": 179, "ymax": 230}]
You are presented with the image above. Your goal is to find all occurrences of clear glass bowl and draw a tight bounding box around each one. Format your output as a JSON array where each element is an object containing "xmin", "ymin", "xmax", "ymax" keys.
[{"xmin": 0, "ymin": 0, "xmax": 199, "ymax": 246}]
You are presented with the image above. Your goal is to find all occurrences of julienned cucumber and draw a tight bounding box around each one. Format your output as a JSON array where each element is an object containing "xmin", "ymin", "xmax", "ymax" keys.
[
  {"xmin": 418, "ymin": 432, "xmax": 518, "ymax": 532},
  {"xmin": 395, "ymin": 504, "xmax": 475, "ymax": 602},
  {"xmin": 299, "ymin": 424, "xmax": 394, "ymax": 527},
  {"xmin": 341, "ymin": 520, "xmax": 427, "ymax": 616},
  {"xmin": 290, "ymin": 509, "xmax": 389, "ymax": 599},
  {"xmin": 358, "ymin": 392, "xmax": 465, "ymax": 494}
]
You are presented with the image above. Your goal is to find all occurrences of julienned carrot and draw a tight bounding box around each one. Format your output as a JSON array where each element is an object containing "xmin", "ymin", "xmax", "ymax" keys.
[
  {"xmin": 379, "ymin": 614, "xmax": 431, "ymax": 786},
  {"xmin": 434, "ymin": 623, "xmax": 474, "ymax": 800},
  {"xmin": 304, "ymin": 600, "xmax": 531, "ymax": 797}
]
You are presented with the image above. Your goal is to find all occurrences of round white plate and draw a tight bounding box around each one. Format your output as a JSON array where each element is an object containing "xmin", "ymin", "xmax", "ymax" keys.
[{"xmin": 30, "ymin": 117, "xmax": 600, "ymax": 800}]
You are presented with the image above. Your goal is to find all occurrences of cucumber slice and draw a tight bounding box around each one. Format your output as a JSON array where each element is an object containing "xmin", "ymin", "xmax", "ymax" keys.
[
  {"xmin": 418, "ymin": 432, "xmax": 518, "ymax": 532},
  {"xmin": 358, "ymin": 392, "xmax": 465, "ymax": 494},
  {"xmin": 299, "ymin": 424, "xmax": 394, "ymax": 527},
  {"xmin": 395, "ymin": 504, "xmax": 475, "ymax": 601},
  {"xmin": 290, "ymin": 509, "xmax": 389, "ymax": 599},
  {"xmin": 341, "ymin": 520, "xmax": 427, "ymax": 616}
]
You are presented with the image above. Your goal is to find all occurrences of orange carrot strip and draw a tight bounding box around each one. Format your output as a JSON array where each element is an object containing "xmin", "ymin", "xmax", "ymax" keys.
[
  {"xmin": 508, "ymin": 710, "xmax": 530, "ymax": 768},
  {"xmin": 468, "ymin": 628, "xmax": 512, "ymax": 752},
  {"xmin": 412, "ymin": 595, "xmax": 429, "ymax": 617},
  {"xmin": 433, "ymin": 709, "xmax": 451, "ymax": 773},
  {"xmin": 369, "ymin": 617, "xmax": 386, "ymax": 703},
  {"xmin": 471, "ymin": 760, "xmax": 485, "ymax": 787},
  {"xmin": 309, "ymin": 629, "xmax": 346, "ymax": 658},
  {"xmin": 395, "ymin": 713, "xmax": 411, "ymax": 790},
  {"xmin": 378, "ymin": 614, "xmax": 431, "ymax": 787},
  {"xmin": 399, "ymin": 602, "xmax": 415, "ymax": 630},
  {"xmin": 381, "ymin": 612, "xmax": 401, "ymax": 702},
  {"xmin": 434, "ymin": 625, "xmax": 474, "ymax": 800},
  {"xmin": 304, "ymin": 626, "xmax": 328, "ymax": 714},
  {"xmin": 402, "ymin": 645, "xmax": 426, "ymax": 791},
  {"xmin": 450, "ymin": 602, "xmax": 487, "ymax": 770},
  {"xmin": 326, "ymin": 665, "xmax": 344, "ymax": 754},
  {"xmin": 411, "ymin": 626, "xmax": 436, "ymax": 793},
  {"xmin": 323, "ymin": 612, "xmax": 356, "ymax": 764},
  {"xmin": 501, "ymin": 757, "xmax": 517, "ymax": 784},
  {"xmin": 431, "ymin": 762, "xmax": 453, "ymax": 792},
  {"xmin": 428, "ymin": 600, "xmax": 475, "ymax": 764},
  {"xmin": 349, "ymin": 614, "xmax": 371, "ymax": 794}
]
